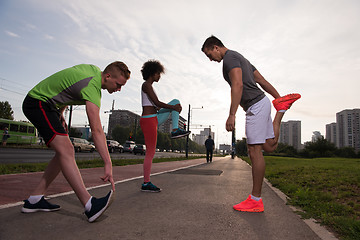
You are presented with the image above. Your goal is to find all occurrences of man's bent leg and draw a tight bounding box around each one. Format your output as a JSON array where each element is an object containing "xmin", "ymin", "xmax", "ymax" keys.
[
  {"xmin": 31, "ymin": 154, "xmax": 61, "ymax": 196},
  {"xmin": 247, "ymin": 144, "xmax": 265, "ymax": 197},
  {"xmin": 263, "ymin": 111, "xmax": 284, "ymax": 153},
  {"xmin": 49, "ymin": 135, "xmax": 91, "ymax": 206}
]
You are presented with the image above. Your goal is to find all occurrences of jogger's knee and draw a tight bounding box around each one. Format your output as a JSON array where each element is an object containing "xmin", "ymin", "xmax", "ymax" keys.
[
  {"xmin": 169, "ymin": 99, "xmax": 180, "ymax": 105},
  {"xmin": 247, "ymin": 145, "xmax": 263, "ymax": 158}
]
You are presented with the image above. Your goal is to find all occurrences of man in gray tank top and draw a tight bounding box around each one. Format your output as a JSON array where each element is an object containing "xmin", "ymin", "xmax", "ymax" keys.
[{"xmin": 202, "ymin": 35, "xmax": 301, "ymax": 213}]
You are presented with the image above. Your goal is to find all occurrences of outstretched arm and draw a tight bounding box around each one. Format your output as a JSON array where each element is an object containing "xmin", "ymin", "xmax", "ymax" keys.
[
  {"xmin": 142, "ymin": 82, "xmax": 182, "ymax": 113},
  {"xmin": 253, "ymin": 70, "xmax": 281, "ymax": 99},
  {"xmin": 226, "ymin": 67, "xmax": 243, "ymax": 132},
  {"xmin": 86, "ymin": 101, "xmax": 115, "ymax": 191}
]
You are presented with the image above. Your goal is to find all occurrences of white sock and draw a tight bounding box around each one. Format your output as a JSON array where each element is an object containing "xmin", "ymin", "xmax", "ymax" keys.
[
  {"xmin": 278, "ymin": 110, "xmax": 286, "ymax": 113},
  {"xmin": 251, "ymin": 194, "xmax": 262, "ymax": 201},
  {"xmin": 28, "ymin": 195, "xmax": 43, "ymax": 204},
  {"xmin": 85, "ymin": 197, "xmax": 93, "ymax": 212}
]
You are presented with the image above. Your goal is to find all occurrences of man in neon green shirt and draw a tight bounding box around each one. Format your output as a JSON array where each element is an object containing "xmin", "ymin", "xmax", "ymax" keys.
[{"xmin": 22, "ymin": 61, "xmax": 131, "ymax": 222}]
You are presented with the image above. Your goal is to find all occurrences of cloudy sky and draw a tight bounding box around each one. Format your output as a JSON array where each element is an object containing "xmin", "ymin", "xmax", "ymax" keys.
[{"xmin": 0, "ymin": 0, "xmax": 359, "ymax": 146}]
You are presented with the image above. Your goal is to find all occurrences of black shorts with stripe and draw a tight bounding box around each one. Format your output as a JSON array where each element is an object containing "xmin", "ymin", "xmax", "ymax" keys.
[{"xmin": 22, "ymin": 95, "xmax": 68, "ymax": 146}]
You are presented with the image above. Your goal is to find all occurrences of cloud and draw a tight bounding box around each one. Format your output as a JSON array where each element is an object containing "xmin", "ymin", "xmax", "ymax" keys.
[
  {"xmin": 5, "ymin": 30, "xmax": 19, "ymax": 38},
  {"xmin": 44, "ymin": 34, "xmax": 54, "ymax": 40},
  {"xmin": 3, "ymin": 0, "xmax": 360, "ymax": 144}
]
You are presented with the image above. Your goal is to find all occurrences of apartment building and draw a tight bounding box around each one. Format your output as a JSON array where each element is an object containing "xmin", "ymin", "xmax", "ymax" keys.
[
  {"xmin": 279, "ymin": 120, "xmax": 302, "ymax": 150},
  {"xmin": 336, "ymin": 109, "xmax": 360, "ymax": 152}
]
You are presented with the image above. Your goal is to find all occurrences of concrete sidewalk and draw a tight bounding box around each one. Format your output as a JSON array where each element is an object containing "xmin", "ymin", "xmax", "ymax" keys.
[{"xmin": 0, "ymin": 157, "xmax": 335, "ymax": 240}]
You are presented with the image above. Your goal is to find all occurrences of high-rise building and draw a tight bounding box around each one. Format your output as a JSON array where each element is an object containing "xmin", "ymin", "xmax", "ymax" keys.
[
  {"xmin": 158, "ymin": 115, "xmax": 187, "ymax": 134},
  {"xmin": 219, "ymin": 144, "xmax": 231, "ymax": 154},
  {"xmin": 325, "ymin": 122, "xmax": 337, "ymax": 145},
  {"xmin": 336, "ymin": 109, "xmax": 360, "ymax": 152},
  {"xmin": 279, "ymin": 120, "xmax": 301, "ymax": 150},
  {"xmin": 193, "ymin": 128, "xmax": 215, "ymax": 147},
  {"xmin": 107, "ymin": 110, "xmax": 140, "ymax": 137}
]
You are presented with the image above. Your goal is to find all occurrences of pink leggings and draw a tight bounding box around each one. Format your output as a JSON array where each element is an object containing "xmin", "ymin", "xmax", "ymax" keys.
[{"xmin": 140, "ymin": 116, "xmax": 158, "ymax": 183}]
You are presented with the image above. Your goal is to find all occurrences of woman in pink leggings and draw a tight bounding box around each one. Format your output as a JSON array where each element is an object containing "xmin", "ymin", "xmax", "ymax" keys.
[{"xmin": 140, "ymin": 60, "xmax": 190, "ymax": 192}]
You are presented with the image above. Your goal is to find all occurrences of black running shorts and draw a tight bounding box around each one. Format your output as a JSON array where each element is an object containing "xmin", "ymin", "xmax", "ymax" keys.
[{"xmin": 22, "ymin": 95, "xmax": 68, "ymax": 146}]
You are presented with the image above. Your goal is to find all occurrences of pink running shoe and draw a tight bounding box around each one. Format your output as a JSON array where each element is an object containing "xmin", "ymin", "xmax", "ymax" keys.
[
  {"xmin": 272, "ymin": 93, "xmax": 301, "ymax": 111},
  {"xmin": 233, "ymin": 195, "xmax": 264, "ymax": 212}
]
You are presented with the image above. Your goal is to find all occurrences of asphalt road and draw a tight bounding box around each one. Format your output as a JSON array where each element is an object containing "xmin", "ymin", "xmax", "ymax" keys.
[{"xmin": 0, "ymin": 148, "xmax": 197, "ymax": 164}]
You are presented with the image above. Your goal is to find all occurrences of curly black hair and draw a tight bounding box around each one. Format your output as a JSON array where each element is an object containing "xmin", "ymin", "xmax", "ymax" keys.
[{"xmin": 141, "ymin": 60, "xmax": 165, "ymax": 80}]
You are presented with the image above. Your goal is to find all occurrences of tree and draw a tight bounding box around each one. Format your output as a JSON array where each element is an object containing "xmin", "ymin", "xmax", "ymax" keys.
[
  {"xmin": 69, "ymin": 128, "xmax": 82, "ymax": 138},
  {"xmin": 134, "ymin": 127, "xmax": 145, "ymax": 144},
  {"xmin": 300, "ymin": 137, "xmax": 336, "ymax": 158},
  {"xmin": 235, "ymin": 138, "xmax": 248, "ymax": 156},
  {"xmin": 272, "ymin": 142, "xmax": 298, "ymax": 157},
  {"xmin": 159, "ymin": 131, "xmax": 171, "ymax": 150},
  {"xmin": 111, "ymin": 125, "xmax": 130, "ymax": 144},
  {"xmin": 187, "ymin": 138, "xmax": 206, "ymax": 153},
  {"xmin": 0, "ymin": 101, "xmax": 14, "ymax": 120},
  {"xmin": 335, "ymin": 147, "xmax": 357, "ymax": 158}
]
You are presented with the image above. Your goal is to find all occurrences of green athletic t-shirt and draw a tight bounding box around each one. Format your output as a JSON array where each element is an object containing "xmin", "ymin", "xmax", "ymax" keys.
[{"xmin": 28, "ymin": 64, "xmax": 102, "ymax": 109}]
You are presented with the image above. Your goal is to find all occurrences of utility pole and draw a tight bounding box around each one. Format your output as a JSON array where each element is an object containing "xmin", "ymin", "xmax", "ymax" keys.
[
  {"xmin": 68, "ymin": 106, "xmax": 73, "ymax": 132},
  {"xmin": 104, "ymin": 100, "xmax": 115, "ymax": 138},
  {"xmin": 231, "ymin": 128, "xmax": 236, "ymax": 159},
  {"xmin": 186, "ymin": 104, "xmax": 190, "ymax": 158},
  {"xmin": 133, "ymin": 118, "xmax": 137, "ymax": 141},
  {"xmin": 185, "ymin": 105, "xmax": 204, "ymax": 158}
]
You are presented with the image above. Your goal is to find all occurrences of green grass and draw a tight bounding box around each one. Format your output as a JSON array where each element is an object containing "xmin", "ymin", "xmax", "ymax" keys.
[
  {"xmin": 0, "ymin": 156, "xmax": 205, "ymax": 175},
  {"xmin": 243, "ymin": 156, "xmax": 360, "ymax": 240}
]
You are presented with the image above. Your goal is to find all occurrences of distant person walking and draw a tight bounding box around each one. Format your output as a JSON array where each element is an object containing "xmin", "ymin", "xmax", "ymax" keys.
[
  {"xmin": 201, "ymin": 36, "xmax": 300, "ymax": 213},
  {"xmin": 21, "ymin": 61, "xmax": 131, "ymax": 222},
  {"xmin": 2, "ymin": 127, "xmax": 10, "ymax": 146},
  {"xmin": 205, "ymin": 135, "xmax": 215, "ymax": 163},
  {"xmin": 140, "ymin": 60, "xmax": 190, "ymax": 192}
]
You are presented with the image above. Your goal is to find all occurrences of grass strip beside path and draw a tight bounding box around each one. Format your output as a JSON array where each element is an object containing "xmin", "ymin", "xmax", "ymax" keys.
[
  {"xmin": 243, "ymin": 156, "xmax": 360, "ymax": 240},
  {"xmin": 0, "ymin": 156, "xmax": 205, "ymax": 175}
]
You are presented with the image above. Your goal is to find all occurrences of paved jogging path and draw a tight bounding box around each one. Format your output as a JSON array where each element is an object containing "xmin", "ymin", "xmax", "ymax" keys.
[
  {"xmin": 0, "ymin": 157, "xmax": 336, "ymax": 240},
  {"xmin": 0, "ymin": 157, "xmax": 210, "ymax": 206}
]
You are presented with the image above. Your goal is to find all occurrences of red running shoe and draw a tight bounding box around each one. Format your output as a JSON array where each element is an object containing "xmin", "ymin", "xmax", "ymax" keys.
[
  {"xmin": 272, "ymin": 93, "xmax": 301, "ymax": 111},
  {"xmin": 233, "ymin": 195, "xmax": 264, "ymax": 212}
]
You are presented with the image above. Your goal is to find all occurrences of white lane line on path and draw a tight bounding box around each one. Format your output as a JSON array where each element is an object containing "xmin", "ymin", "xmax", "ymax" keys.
[{"xmin": 0, "ymin": 158, "xmax": 220, "ymax": 210}]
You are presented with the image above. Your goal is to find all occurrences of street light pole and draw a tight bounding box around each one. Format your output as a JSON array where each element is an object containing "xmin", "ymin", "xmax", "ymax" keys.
[
  {"xmin": 186, "ymin": 104, "xmax": 190, "ymax": 158},
  {"xmin": 185, "ymin": 105, "xmax": 203, "ymax": 158}
]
